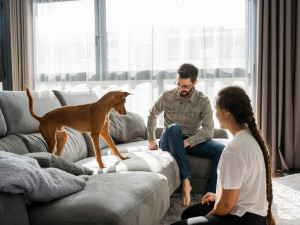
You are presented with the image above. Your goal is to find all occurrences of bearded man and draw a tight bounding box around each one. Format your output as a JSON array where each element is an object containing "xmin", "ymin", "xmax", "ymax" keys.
[{"xmin": 147, "ymin": 63, "xmax": 225, "ymax": 207}]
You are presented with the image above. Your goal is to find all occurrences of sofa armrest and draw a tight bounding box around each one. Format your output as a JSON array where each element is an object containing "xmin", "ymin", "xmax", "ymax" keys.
[
  {"xmin": 155, "ymin": 126, "xmax": 165, "ymax": 139},
  {"xmin": 0, "ymin": 192, "xmax": 30, "ymax": 225},
  {"xmin": 213, "ymin": 129, "xmax": 229, "ymax": 139}
]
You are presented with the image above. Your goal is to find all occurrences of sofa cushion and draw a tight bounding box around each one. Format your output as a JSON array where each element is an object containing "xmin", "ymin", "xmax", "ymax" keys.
[
  {"xmin": 109, "ymin": 109, "xmax": 147, "ymax": 143},
  {"xmin": 186, "ymin": 156, "xmax": 212, "ymax": 193},
  {"xmin": 52, "ymin": 90, "xmax": 99, "ymax": 106},
  {"xmin": 0, "ymin": 135, "xmax": 30, "ymax": 155},
  {"xmin": 0, "ymin": 193, "xmax": 30, "ymax": 225},
  {"xmin": 99, "ymin": 140, "xmax": 151, "ymax": 156},
  {"xmin": 96, "ymin": 139, "xmax": 230, "ymax": 194},
  {"xmin": 180, "ymin": 138, "xmax": 230, "ymax": 194},
  {"xmin": 28, "ymin": 172, "xmax": 169, "ymax": 225},
  {"xmin": 213, "ymin": 129, "xmax": 229, "ymax": 139},
  {"xmin": 0, "ymin": 109, "xmax": 7, "ymax": 138},
  {"xmin": 17, "ymin": 128, "xmax": 88, "ymax": 162},
  {"xmin": 25, "ymin": 152, "xmax": 93, "ymax": 175},
  {"xmin": 0, "ymin": 91, "xmax": 62, "ymax": 135},
  {"xmin": 75, "ymin": 142, "xmax": 181, "ymax": 195},
  {"xmin": 16, "ymin": 133, "xmax": 48, "ymax": 153}
]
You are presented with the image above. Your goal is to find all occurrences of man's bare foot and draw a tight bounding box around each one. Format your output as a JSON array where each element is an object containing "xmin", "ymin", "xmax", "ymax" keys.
[{"xmin": 180, "ymin": 178, "xmax": 192, "ymax": 207}]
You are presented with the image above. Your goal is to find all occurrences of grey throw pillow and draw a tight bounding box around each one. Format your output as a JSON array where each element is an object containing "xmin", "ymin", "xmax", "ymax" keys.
[
  {"xmin": 17, "ymin": 133, "xmax": 48, "ymax": 153},
  {"xmin": 25, "ymin": 152, "xmax": 94, "ymax": 176},
  {"xmin": 109, "ymin": 109, "xmax": 147, "ymax": 143},
  {"xmin": 17, "ymin": 128, "xmax": 88, "ymax": 162}
]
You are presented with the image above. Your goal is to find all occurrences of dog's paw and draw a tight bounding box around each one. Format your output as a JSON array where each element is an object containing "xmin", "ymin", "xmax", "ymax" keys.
[
  {"xmin": 121, "ymin": 156, "xmax": 130, "ymax": 160},
  {"xmin": 99, "ymin": 163, "xmax": 106, "ymax": 169}
]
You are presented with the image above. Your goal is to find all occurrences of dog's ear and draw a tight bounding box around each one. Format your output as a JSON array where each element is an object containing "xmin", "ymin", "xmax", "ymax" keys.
[{"xmin": 123, "ymin": 92, "xmax": 134, "ymax": 97}]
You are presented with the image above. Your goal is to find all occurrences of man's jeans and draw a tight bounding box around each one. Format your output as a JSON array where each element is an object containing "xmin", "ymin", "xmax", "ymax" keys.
[{"xmin": 159, "ymin": 124, "xmax": 225, "ymax": 194}]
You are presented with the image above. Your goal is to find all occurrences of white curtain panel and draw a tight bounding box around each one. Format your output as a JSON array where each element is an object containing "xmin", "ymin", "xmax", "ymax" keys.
[
  {"xmin": 33, "ymin": 0, "xmax": 253, "ymax": 127},
  {"xmin": 33, "ymin": 0, "xmax": 96, "ymax": 84}
]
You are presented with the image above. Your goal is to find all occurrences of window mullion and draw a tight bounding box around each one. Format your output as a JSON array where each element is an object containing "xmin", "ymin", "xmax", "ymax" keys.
[{"xmin": 95, "ymin": 0, "xmax": 107, "ymax": 81}]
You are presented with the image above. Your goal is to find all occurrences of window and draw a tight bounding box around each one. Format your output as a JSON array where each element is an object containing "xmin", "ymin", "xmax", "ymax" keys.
[
  {"xmin": 33, "ymin": 0, "xmax": 257, "ymax": 126},
  {"xmin": 33, "ymin": 0, "xmax": 96, "ymax": 84}
]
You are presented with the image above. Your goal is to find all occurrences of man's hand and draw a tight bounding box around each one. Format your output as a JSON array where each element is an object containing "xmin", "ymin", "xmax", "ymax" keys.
[
  {"xmin": 148, "ymin": 140, "xmax": 158, "ymax": 150},
  {"xmin": 184, "ymin": 139, "xmax": 190, "ymax": 148},
  {"xmin": 201, "ymin": 192, "xmax": 216, "ymax": 205}
]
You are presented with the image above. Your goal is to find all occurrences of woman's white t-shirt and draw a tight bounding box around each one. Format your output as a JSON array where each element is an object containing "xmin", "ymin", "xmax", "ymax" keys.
[{"xmin": 215, "ymin": 129, "xmax": 268, "ymax": 217}]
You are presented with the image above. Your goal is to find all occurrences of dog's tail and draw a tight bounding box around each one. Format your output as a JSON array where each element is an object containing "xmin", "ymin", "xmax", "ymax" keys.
[{"xmin": 25, "ymin": 86, "xmax": 41, "ymax": 122}]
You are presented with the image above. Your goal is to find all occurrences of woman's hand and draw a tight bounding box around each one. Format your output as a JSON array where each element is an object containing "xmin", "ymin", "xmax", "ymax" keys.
[
  {"xmin": 208, "ymin": 188, "xmax": 240, "ymax": 216},
  {"xmin": 201, "ymin": 192, "xmax": 216, "ymax": 205}
]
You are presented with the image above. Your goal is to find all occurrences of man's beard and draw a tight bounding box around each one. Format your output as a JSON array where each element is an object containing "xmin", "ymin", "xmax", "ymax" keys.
[{"xmin": 179, "ymin": 87, "xmax": 194, "ymax": 97}]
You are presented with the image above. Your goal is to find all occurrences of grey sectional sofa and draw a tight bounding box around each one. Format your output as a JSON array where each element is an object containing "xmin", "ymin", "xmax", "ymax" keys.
[{"xmin": 0, "ymin": 89, "xmax": 229, "ymax": 225}]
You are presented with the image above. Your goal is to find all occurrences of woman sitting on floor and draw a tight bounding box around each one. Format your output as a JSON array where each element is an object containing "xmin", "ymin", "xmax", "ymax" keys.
[{"xmin": 172, "ymin": 86, "xmax": 276, "ymax": 225}]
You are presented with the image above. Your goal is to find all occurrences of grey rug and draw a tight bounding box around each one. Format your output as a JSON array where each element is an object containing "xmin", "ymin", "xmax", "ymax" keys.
[
  {"xmin": 159, "ymin": 193, "xmax": 202, "ymax": 225},
  {"xmin": 271, "ymin": 174, "xmax": 300, "ymax": 225},
  {"xmin": 160, "ymin": 174, "xmax": 300, "ymax": 225}
]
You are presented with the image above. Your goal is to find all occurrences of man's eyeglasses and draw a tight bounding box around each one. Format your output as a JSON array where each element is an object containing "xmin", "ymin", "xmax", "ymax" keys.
[{"xmin": 174, "ymin": 81, "xmax": 194, "ymax": 90}]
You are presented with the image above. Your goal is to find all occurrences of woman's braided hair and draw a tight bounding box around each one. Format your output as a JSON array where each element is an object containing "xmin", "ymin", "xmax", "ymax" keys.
[{"xmin": 217, "ymin": 86, "xmax": 276, "ymax": 225}]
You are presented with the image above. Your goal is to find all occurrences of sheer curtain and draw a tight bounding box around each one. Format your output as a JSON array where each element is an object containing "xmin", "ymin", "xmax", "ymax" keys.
[
  {"xmin": 33, "ymin": 0, "xmax": 96, "ymax": 88},
  {"xmin": 33, "ymin": 0, "xmax": 255, "ymax": 127}
]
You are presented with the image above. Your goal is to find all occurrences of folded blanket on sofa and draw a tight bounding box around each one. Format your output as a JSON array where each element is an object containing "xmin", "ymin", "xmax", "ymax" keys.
[{"xmin": 0, "ymin": 151, "xmax": 86, "ymax": 202}]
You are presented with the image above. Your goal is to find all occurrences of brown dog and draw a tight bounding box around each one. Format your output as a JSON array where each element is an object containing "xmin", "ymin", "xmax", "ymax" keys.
[{"xmin": 26, "ymin": 87, "xmax": 131, "ymax": 168}]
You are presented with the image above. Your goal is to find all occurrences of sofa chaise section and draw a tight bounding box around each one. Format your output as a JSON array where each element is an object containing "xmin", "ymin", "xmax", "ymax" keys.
[
  {"xmin": 75, "ymin": 140, "xmax": 181, "ymax": 195},
  {"xmin": 28, "ymin": 172, "xmax": 169, "ymax": 225},
  {"xmin": 53, "ymin": 90, "xmax": 181, "ymax": 195}
]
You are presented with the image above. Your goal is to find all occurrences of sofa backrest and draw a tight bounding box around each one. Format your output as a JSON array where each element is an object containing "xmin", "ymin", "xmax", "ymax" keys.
[
  {"xmin": 0, "ymin": 89, "xmax": 146, "ymax": 160},
  {"xmin": 0, "ymin": 91, "xmax": 61, "ymax": 135},
  {"xmin": 0, "ymin": 90, "xmax": 88, "ymax": 162},
  {"xmin": 53, "ymin": 90, "xmax": 99, "ymax": 105}
]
